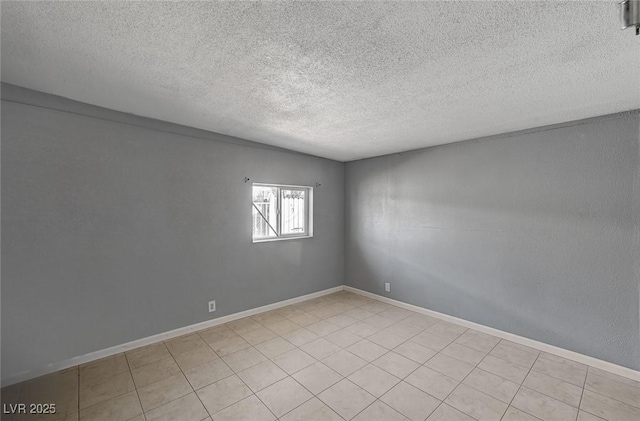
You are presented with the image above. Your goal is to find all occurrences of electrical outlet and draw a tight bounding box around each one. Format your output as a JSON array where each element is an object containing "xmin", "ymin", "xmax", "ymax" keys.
[
  {"xmin": 384, "ymin": 282, "xmax": 391, "ymax": 292},
  {"xmin": 208, "ymin": 300, "xmax": 216, "ymax": 312}
]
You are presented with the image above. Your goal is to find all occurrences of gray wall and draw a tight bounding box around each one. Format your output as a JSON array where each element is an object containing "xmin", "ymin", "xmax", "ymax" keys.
[
  {"xmin": 1, "ymin": 84, "xmax": 345, "ymax": 384},
  {"xmin": 345, "ymin": 112, "xmax": 640, "ymax": 370},
  {"xmin": 3, "ymin": 82, "xmax": 639, "ymax": 384}
]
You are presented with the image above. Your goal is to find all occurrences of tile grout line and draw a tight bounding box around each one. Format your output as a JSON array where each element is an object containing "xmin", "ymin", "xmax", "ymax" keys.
[
  {"xmin": 236, "ymin": 339, "xmax": 311, "ymax": 420},
  {"xmin": 12, "ymin": 292, "xmax": 639, "ymax": 421},
  {"xmin": 346, "ymin": 320, "xmax": 468, "ymax": 420},
  {"xmin": 499, "ymin": 351, "xmax": 542, "ymax": 421},
  {"xmin": 516, "ymin": 370, "xmax": 587, "ymax": 419},
  {"xmin": 123, "ymin": 349, "xmax": 146, "ymax": 421},
  {"xmin": 277, "ymin": 297, "xmax": 396, "ymax": 420},
  {"xmin": 170, "ymin": 331, "xmax": 269, "ymax": 420},
  {"xmin": 145, "ymin": 344, "xmax": 191, "ymax": 418},
  {"xmin": 155, "ymin": 303, "xmax": 591, "ymax": 421},
  {"xmin": 457, "ymin": 340, "xmax": 605, "ymax": 420},
  {"xmin": 488, "ymin": 350, "xmax": 579, "ymax": 418},
  {"xmin": 193, "ymin": 351, "xmax": 250, "ymax": 417},
  {"xmin": 334, "ymin": 314, "xmax": 453, "ymax": 419},
  {"xmin": 109, "ymin": 334, "xmax": 227, "ymax": 419},
  {"xmin": 76, "ymin": 355, "xmax": 143, "ymax": 418},
  {"xmin": 581, "ymin": 366, "xmax": 640, "ymax": 412},
  {"xmin": 181, "ymin": 298, "xmax": 345, "ymax": 420},
  {"xmin": 269, "ymin": 295, "xmax": 363, "ymax": 420},
  {"xmin": 322, "ymin": 377, "xmax": 377, "ymax": 421},
  {"xmin": 374, "ymin": 324, "xmax": 470, "ymax": 420},
  {"xmin": 276, "ymin": 309, "xmax": 377, "ymax": 419},
  {"xmin": 234, "ymin": 371, "xmax": 281, "ymax": 421},
  {"xmin": 576, "ymin": 366, "xmax": 589, "ymax": 421},
  {"xmin": 523, "ymin": 355, "xmax": 602, "ymax": 413},
  {"xmin": 573, "ymin": 366, "xmax": 637, "ymax": 421},
  {"xmin": 432, "ymin": 334, "xmax": 504, "ymax": 421},
  {"xmin": 76, "ymin": 366, "xmax": 80, "ymax": 419},
  {"xmin": 357, "ymin": 316, "xmax": 460, "ymax": 418},
  {"xmin": 171, "ymin": 338, "xmax": 221, "ymax": 421}
]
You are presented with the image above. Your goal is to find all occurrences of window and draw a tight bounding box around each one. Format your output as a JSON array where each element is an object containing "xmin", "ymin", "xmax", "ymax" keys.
[{"xmin": 252, "ymin": 183, "xmax": 313, "ymax": 242}]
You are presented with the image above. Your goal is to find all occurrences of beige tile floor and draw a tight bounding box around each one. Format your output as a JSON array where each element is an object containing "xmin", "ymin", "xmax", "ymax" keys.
[{"xmin": 2, "ymin": 291, "xmax": 640, "ymax": 421}]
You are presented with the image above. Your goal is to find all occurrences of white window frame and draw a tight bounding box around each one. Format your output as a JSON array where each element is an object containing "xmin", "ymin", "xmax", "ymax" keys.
[{"xmin": 252, "ymin": 183, "xmax": 314, "ymax": 243}]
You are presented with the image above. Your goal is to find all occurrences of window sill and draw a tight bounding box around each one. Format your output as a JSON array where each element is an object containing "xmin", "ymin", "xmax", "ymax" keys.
[{"xmin": 252, "ymin": 235, "xmax": 313, "ymax": 244}]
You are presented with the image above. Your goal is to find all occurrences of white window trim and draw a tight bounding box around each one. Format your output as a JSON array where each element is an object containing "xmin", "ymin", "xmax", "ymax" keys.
[{"xmin": 252, "ymin": 183, "xmax": 314, "ymax": 243}]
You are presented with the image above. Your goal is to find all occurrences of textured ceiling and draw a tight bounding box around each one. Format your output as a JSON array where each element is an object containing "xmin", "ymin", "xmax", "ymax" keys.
[{"xmin": 2, "ymin": 1, "xmax": 639, "ymax": 161}]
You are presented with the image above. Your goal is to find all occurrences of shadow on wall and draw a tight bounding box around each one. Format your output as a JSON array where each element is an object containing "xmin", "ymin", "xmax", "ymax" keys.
[
  {"xmin": 347, "ymin": 204, "xmax": 634, "ymax": 365},
  {"xmin": 345, "ymin": 113, "xmax": 640, "ymax": 370}
]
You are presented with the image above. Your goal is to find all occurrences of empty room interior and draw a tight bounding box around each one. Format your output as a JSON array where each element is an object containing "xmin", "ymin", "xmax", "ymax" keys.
[{"xmin": 1, "ymin": 1, "xmax": 640, "ymax": 421}]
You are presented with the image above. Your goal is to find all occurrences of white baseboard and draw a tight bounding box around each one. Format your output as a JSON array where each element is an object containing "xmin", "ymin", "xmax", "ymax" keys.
[
  {"xmin": 344, "ymin": 286, "xmax": 640, "ymax": 383},
  {"xmin": 1, "ymin": 286, "xmax": 344, "ymax": 387},
  {"xmin": 6, "ymin": 284, "xmax": 639, "ymax": 386}
]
